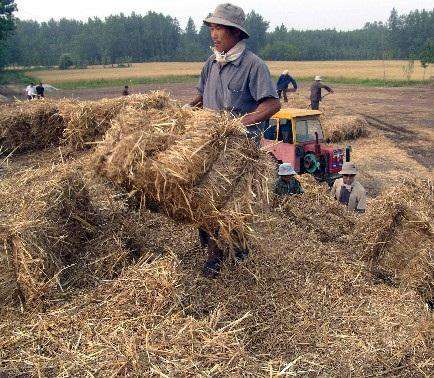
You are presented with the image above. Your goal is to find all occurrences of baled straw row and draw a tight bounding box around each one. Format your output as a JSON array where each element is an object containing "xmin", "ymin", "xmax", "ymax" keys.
[
  {"xmin": 322, "ymin": 115, "xmax": 369, "ymax": 142},
  {"xmin": 0, "ymin": 99, "xmax": 65, "ymax": 153},
  {"xmin": 353, "ymin": 179, "xmax": 433, "ymax": 301},
  {"xmin": 0, "ymin": 92, "xmax": 170, "ymax": 154},
  {"xmin": 60, "ymin": 92, "xmax": 170, "ymax": 149},
  {"xmin": 94, "ymin": 107, "xmax": 270, "ymax": 249}
]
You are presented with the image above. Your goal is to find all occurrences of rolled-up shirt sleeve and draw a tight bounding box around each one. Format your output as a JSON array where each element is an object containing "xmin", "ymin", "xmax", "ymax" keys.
[{"xmin": 248, "ymin": 61, "xmax": 278, "ymax": 102}]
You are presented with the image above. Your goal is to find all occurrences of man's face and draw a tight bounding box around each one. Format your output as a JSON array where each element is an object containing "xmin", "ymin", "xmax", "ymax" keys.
[
  {"xmin": 343, "ymin": 174, "xmax": 356, "ymax": 185},
  {"xmin": 209, "ymin": 23, "xmax": 240, "ymax": 53},
  {"xmin": 282, "ymin": 175, "xmax": 292, "ymax": 183}
]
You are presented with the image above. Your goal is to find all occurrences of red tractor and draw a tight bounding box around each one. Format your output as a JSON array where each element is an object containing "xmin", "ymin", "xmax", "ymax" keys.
[{"xmin": 261, "ymin": 108, "xmax": 351, "ymax": 185}]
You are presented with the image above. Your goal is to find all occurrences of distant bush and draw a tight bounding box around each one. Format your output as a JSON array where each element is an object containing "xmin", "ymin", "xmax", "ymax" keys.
[{"xmin": 59, "ymin": 54, "xmax": 74, "ymax": 70}]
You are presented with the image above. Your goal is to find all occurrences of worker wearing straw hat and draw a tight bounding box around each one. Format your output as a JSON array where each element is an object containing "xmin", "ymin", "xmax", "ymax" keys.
[
  {"xmin": 276, "ymin": 70, "xmax": 297, "ymax": 103},
  {"xmin": 331, "ymin": 162, "xmax": 366, "ymax": 213},
  {"xmin": 187, "ymin": 3, "xmax": 280, "ymax": 146},
  {"xmin": 191, "ymin": 3, "xmax": 280, "ymax": 278},
  {"xmin": 274, "ymin": 163, "xmax": 304, "ymax": 196},
  {"xmin": 310, "ymin": 76, "xmax": 333, "ymax": 110}
]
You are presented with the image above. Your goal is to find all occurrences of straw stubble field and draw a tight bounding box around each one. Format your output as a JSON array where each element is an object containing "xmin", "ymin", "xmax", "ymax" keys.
[
  {"xmin": 30, "ymin": 59, "xmax": 434, "ymax": 84},
  {"xmin": 0, "ymin": 84, "xmax": 433, "ymax": 376}
]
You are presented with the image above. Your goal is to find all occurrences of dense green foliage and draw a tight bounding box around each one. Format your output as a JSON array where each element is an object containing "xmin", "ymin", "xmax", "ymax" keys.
[
  {"xmin": 0, "ymin": 0, "xmax": 17, "ymax": 67},
  {"xmin": 2, "ymin": 7, "xmax": 433, "ymax": 67}
]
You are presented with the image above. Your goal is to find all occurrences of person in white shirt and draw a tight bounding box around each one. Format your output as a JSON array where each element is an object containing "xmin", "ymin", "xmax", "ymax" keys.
[{"xmin": 25, "ymin": 83, "xmax": 37, "ymax": 100}]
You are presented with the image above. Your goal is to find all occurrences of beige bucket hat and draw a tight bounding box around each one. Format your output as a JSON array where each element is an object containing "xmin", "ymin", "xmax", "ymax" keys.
[
  {"xmin": 339, "ymin": 162, "xmax": 358, "ymax": 175},
  {"xmin": 315, "ymin": 75, "xmax": 322, "ymax": 81},
  {"xmin": 204, "ymin": 3, "xmax": 250, "ymax": 39}
]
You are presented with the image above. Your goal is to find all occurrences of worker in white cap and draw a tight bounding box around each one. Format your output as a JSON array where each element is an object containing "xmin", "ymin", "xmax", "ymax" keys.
[
  {"xmin": 276, "ymin": 70, "xmax": 297, "ymax": 102},
  {"xmin": 274, "ymin": 163, "xmax": 304, "ymax": 196},
  {"xmin": 310, "ymin": 75, "xmax": 333, "ymax": 110},
  {"xmin": 331, "ymin": 162, "xmax": 366, "ymax": 212}
]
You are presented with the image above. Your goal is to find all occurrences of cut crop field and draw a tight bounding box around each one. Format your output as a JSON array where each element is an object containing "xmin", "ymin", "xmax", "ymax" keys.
[
  {"xmin": 0, "ymin": 83, "xmax": 433, "ymax": 376},
  {"xmin": 29, "ymin": 60, "xmax": 434, "ymax": 87}
]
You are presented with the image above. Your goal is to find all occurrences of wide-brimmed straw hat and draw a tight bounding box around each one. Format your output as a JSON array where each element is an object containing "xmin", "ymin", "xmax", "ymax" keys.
[
  {"xmin": 339, "ymin": 162, "xmax": 358, "ymax": 175},
  {"xmin": 278, "ymin": 163, "xmax": 297, "ymax": 176},
  {"xmin": 204, "ymin": 3, "xmax": 250, "ymax": 39}
]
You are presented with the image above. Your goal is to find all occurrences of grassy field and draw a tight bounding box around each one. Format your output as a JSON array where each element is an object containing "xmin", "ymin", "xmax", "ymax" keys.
[{"xmin": 28, "ymin": 60, "xmax": 434, "ymax": 89}]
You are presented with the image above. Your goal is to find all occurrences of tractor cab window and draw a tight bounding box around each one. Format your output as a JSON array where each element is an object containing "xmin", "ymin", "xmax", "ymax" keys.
[
  {"xmin": 264, "ymin": 118, "xmax": 278, "ymax": 140},
  {"xmin": 296, "ymin": 117, "xmax": 323, "ymax": 143},
  {"xmin": 278, "ymin": 118, "xmax": 293, "ymax": 143}
]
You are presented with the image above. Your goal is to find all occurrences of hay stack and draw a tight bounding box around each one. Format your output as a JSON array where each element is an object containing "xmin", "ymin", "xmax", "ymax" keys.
[
  {"xmin": 277, "ymin": 175, "xmax": 357, "ymax": 242},
  {"xmin": 0, "ymin": 163, "xmax": 97, "ymax": 304},
  {"xmin": 94, "ymin": 107, "xmax": 269, "ymax": 248},
  {"xmin": 59, "ymin": 92, "xmax": 170, "ymax": 149},
  {"xmin": 322, "ymin": 115, "xmax": 369, "ymax": 142},
  {"xmin": 0, "ymin": 152, "xmax": 201, "ymax": 307},
  {"xmin": 0, "ymin": 100, "xmax": 65, "ymax": 153},
  {"xmin": 354, "ymin": 179, "xmax": 433, "ymax": 301},
  {"xmin": 0, "ymin": 255, "xmax": 259, "ymax": 376}
]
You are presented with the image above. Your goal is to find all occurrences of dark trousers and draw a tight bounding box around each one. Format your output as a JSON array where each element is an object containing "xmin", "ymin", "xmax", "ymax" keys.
[
  {"xmin": 277, "ymin": 89, "xmax": 288, "ymax": 102},
  {"xmin": 311, "ymin": 100, "xmax": 320, "ymax": 110}
]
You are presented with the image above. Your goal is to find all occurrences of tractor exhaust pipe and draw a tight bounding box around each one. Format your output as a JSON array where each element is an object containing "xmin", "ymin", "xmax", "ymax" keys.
[{"xmin": 346, "ymin": 145, "xmax": 351, "ymax": 162}]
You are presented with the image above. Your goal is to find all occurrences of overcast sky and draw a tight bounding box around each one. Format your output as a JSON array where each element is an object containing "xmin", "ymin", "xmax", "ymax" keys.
[{"xmin": 15, "ymin": 0, "xmax": 434, "ymax": 31}]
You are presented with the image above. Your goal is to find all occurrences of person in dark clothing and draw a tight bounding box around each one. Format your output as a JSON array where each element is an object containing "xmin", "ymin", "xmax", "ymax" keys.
[
  {"xmin": 276, "ymin": 70, "xmax": 297, "ymax": 102},
  {"xmin": 310, "ymin": 76, "xmax": 333, "ymax": 110},
  {"xmin": 36, "ymin": 83, "xmax": 45, "ymax": 99},
  {"xmin": 274, "ymin": 163, "xmax": 304, "ymax": 196},
  {"xmin": 122, "ymin": 85, "xmax": 130, "ymax": 96}
]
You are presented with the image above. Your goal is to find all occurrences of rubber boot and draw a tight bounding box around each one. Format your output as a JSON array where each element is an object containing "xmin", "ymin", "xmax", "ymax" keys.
[
  {"xmin": 202, "ymin": 239, "xmax": 223, "ymax": 278},
  {"xmin": 198, "ymin": 228, "xmax": 210, "ymax": 248}
]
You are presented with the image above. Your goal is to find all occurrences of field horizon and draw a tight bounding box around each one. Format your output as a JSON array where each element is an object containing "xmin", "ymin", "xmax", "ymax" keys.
[{"xmin": 26, "ymin": 60, "xmax": 434, "ymax": 89}]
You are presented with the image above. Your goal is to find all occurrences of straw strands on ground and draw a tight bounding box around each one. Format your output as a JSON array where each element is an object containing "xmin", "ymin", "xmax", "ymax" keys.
[
  {"xmin": 322, "ymin": 115, "xmax": 370, "ymax": 142},
  {"xmin": 1, "ymin": 93, "xmax": 433, "ymax": 376},
  {"xmin": 94, "ymin": 107, "xmax": 270, "ymax": 248}
]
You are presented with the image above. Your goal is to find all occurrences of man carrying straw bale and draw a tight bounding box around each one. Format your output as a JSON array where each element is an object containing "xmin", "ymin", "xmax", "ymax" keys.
[
  {"xmin": 186, "ymin": 3, "xmax": 281, "ymax": 278},
  {"xmin": 331, "ymin": 162, "xmax": 367, "ymax": 213}
]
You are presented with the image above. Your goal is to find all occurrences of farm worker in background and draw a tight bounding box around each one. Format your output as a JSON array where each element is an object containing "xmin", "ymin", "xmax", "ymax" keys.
[
  {"xmin": 188, "ymin": 3, "xmax": 281, "ymax": 278},
  {"xmin": 122, "ymin": 85, "xmax": 130, "ymax": 96},
  {"xmin": 310, "ymin": 76, "xmax": 333, "ymax": 110},
  {"xmin": 331, "ymin": 162, "xmax": 366, "ymax": 213},
  {"xmin": 276, "ymin": 70, "xmax": 297, "ymax": 102},
  {"xmin": 36, "ymin": 82, "xmax": 45, "ymax": 99},
  {"xmin": 274, "ymin": 163, "xmax": 304, "ymax": 196},
  {"xmin": 25, "ymin": 83, "xmax": 36, "ymax": 100}
]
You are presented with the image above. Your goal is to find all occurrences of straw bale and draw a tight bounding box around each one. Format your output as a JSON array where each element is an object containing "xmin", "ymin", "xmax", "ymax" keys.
[
  {"xmin": 95, "ymin": 108, "xmax": 269, "ymax": 247},
  {"xmin": 60, "ymin": 91, "xmax": 170, "ymax": 149},
  {"xmin": 0, "ymin": 163, "xmax": 97, "ymax": 304},
  {"xmin": 276, "ymin": 175, "xmax": 357, "ymax": 242},
  {"xmin": 322, "ymin": 115, "xmax": 369, "ymax": 142},
  {"xmin": 354, "ymin": 179, "xmax": 433, "ymax": 300},
  {"xmin": 0, "ymin": 152, "xmax": 200, "ymax": 307},
  {"xmin": 0, "ymin": 99, "xmax": 65, "ymax": 154}
]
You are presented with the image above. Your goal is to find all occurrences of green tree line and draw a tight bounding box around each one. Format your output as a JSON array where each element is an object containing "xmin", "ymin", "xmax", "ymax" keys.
[{"xmin": 1, "ymin": 6, "xmax": 433, "ymax": 67}]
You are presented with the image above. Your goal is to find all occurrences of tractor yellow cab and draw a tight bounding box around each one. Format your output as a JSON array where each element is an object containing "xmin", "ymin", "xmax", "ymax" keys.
[{"xmin": 262, "ymin": 108, "xmax": 350, "ymax": 185}]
